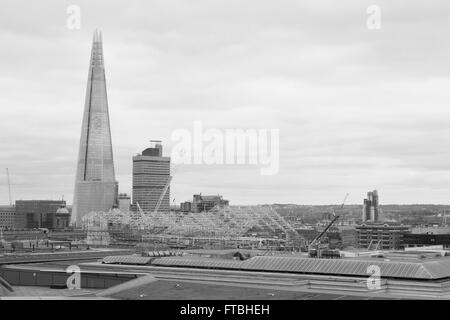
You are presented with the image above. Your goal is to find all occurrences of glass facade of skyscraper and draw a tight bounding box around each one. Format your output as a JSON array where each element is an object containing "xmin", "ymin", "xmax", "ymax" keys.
[{"xmin": 72, "ymin": 31, "xmax": 117, "ymax": 226}]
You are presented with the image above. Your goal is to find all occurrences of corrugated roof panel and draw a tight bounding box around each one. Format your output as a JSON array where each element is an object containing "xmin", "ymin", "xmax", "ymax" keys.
[
  {"xmin": 402, "ymin": 263, "xmax": 416, "ymax": 278},
  {"xmin": 396, "ymin": 263, "xmax": 410, "ymax": 278},
  {"xmin": 415, "ymin": 265, "xmax": 433, "ymax": 279},
  {"xmin": 314, "ymin": 259, "xmax": 329, "ymax": 273},
  {"xmin": 307, "ymin": 259, "xmax": 319, "ymax": 272},
  {"xmin": 102, "ymin": 255, "xmax": 152, "ymax": 265},
  {"xmin": 277, "ymin": 258, "xmax": 292, "ymax": 271},
  {"xmin": 243, "ymin": 257, "xmax": 259, "ymax": 269},
  {"xmin": 399, "ymin": 262, "xmax": 416, "ymax": 278},
  {"xmin": 259, "ymin": 257, "xmax": 272, "ymax": 270},
  {"xmin": 355, "ymin": 261, "xmax": 371, "ymax": 275},
  {"xmin": 380, "ymin": 262, "xmax": 393, "ymax": 277},
  {"xmin": 313, "ymin": 259, "xmax": 327, "ymax": 273},
  {"xmin": 331, "ymin": 260, "xmax": 344, "ymax": 274},
  {"xmin": 325, "ymin": 260, "xmax": 342, "ymax": 274},
  {"xmin": 422, "ymin": 260, "xmax": 450, "ymax": 279},
  {"xmin": 342, "ymin": 261, "xmax": 357, "ymax": 275},
  {"xmin": 151, "ymin": 256, "xmax": 450, "ymax": 280},
  {"xmin": 300, "ymin": 258, "xmax": 314, "ymax": 271},
  {"xmin": 286, "ymin": 258, "xmax": 299, "ymax": 272},
  {"xmin": 395, "ymin": 263, "xmax": 407, "ymax": 277}
]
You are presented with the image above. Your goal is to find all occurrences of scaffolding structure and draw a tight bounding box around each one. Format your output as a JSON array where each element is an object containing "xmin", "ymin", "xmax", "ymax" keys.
[{"xmin": 81, "ymin": 206, "xmax": 304, "ymax": 246}]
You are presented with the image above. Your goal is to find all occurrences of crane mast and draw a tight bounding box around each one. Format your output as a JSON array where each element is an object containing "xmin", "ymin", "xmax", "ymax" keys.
[
  {"xmin": 153, "ymin": 175, "xmax": 172, "ymax": 214},
  {"xmin": 308, "ymin": 193, "xmax": 349, "ymax": 258},
  {"xmin": 6, "ymin": 168, "xmax": 12, "ymax": 206},
  {"xmin": 310, "ymin": 214, "xmax": 340, "ymax": 247}
]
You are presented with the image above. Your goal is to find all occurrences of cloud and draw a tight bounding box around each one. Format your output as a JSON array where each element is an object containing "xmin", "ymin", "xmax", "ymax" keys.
[{"xmin": 0, "ymin": 0, "xmax": 449, "ymax": 205}]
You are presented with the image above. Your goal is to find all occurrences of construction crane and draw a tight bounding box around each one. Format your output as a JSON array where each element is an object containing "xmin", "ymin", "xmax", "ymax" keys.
[
  {"xmin": 340, "ymin": 193, "xmax": 349, "ymax": 209},
  {"xmin": 6, "ymin": 168, "xmax": 12, "ymax": 206},
  {"xmin": 308, "ymin": 193, "xmax": 349, "ymax": 258},
  {"xmin": 309, "ymin": 214, "xmax": 340, "ymax": 248},
  {"xmin": 153, "ymin": 175, "xmax": 173, "ymax": 214},
  {"xmin": 136, "ymin": 202, "xmax": 145, "ymax": 215},
  {"xmin": 152, "ymin": 147, "xmax": 186, "ymax": 215}
]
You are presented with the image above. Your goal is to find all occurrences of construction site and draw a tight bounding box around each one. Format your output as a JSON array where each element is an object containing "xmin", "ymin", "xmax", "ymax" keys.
[
  {"xmin": 1, "ymin": 161, "xmax": 350, "ymax": 258},
  {"xmin": 80, "ymin": 205, "xmax": 305, "ymax": 252}
]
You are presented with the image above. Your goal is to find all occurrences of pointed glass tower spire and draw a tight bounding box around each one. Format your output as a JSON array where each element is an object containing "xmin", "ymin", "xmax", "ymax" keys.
[{"xmin": 72, "ymin": 30, "xmax": 117, "ymax": 226}]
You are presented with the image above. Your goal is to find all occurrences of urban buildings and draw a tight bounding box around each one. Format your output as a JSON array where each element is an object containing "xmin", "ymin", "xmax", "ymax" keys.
[
  {"xmin": 118, "ymin": 193, "xmax": 131, "ymax": 212},
  {"xmin": 72, "ymin": 30, "xmax": 117, "ymax": 226},
  {"xmin": 132, "ymin": 141, "xmax": 171, "ymax": 213},
  {"xmin": 296, "ymin": 225, "xmax": 357, "ymax": 250},
  {"xmin": 191, "ymin": 194, "xmax": 229, "ymax": 213},
  {"xmin": 179, "ymin": 194, "xmax": 229, "ymax": 213},
  {"xmin": 356, "ymin": 190, "xmax": 411, "ymax": 250},
  {"xmin": 327, "ymin": 226, "xmax": 357, "ymax": 249},
  {"xmin": 355, "ymin": 223, "xmax": 410, "ymax": 250},
  {"xmin": 54, "ymin": 204, "xmax": 71, "ymax": 230},
  {"xmin": 362, "ymin": 190, "xmax": 379, "ymax": 222},
  {"xmin": 180, "ymin": 201, "xmax": 192, "ymax": 213},
  {"xmin": 403, "ymin": 226, "xmax": 450, "ymax": 248},
  {"xmin": 0, "ymin": 206, "xmax": 15, "ymax": 229},
  {"xmin": 15, "ymin": 200, "xmax": 67, "ymax": 230}
]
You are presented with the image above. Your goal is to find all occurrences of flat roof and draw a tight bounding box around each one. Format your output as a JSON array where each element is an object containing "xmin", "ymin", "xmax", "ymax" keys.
[{"xmin": 104, "ymin": 279, "xmax": 401, "ymax": 300}]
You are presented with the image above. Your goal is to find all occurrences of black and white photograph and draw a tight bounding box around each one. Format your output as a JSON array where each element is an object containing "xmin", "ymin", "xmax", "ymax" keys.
[{"xmin": 1, "ymin": 0, "xmax": 450, "ymax": 310}]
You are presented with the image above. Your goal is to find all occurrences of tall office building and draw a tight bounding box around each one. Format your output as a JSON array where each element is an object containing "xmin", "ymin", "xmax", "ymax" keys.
[
  {"xmin": 132, "ymin": 141, "xmax": 171, "ymax": 213},
  {"xmin": 362, "ymin": 190, "xmax": 379, "ymax": 222},
  {"xmin": 72, "ymin": 30, "xmax": 117, "ymax": 226}
]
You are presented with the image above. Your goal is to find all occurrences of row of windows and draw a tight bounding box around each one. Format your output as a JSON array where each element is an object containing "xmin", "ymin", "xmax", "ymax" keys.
[
  {"xmin": 133, "ymin": 180, "xmax": 170, "ymax": 187},
  {"xmin": 133, "ymin": 168, "xmax": 170, "ymax": 175}
]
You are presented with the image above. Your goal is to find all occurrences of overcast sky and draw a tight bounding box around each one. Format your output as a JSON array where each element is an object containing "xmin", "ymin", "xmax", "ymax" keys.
[{"xmin": 1, "ymin": 0, "xmax": 450, "ymax": 205}]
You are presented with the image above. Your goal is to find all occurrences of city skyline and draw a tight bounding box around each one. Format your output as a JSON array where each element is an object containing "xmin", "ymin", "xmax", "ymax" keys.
[
  {"xmin": 2, "ymin": 1, "xmax": 450, "ymax": 304},
  {"xmin": 1, "ymin": 1, "xmax": 450, "ymax": 205}
]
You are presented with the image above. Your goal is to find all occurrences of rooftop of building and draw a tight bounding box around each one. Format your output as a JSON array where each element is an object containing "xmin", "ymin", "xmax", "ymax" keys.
[
  {"xmin": 0, "ymin": 276, "xmax": 13, "ymax": 296},
  {"xmin": 0, "ymin": 206, "xmax": 15, "ymax": 210},
  {"xmin": 193, "ymin": 194, "xmax": 227, "ymax": 201},
  {"xmin": 14, "ymin": 200, "xmax": 66, "ymax": 205},
  {"xmin": 56, "ymin": 206, "xmax": 70, "ymax": 215},
  {"xmin": 133, "ymin": 154, "xmax": 170, "ymax": 161},
  {"xmin": 0, "ymin": 278, "xmax": 401, "ymax": 300},
  {"xmin": 410, "ymin": 226, "xmax": 450, "ymax": 235},
  {"xmin": 4, "ymin": 248, "xmax": 450, "ymax": 299},
  {"xmin": 146, "ymin": 250, "xmax": 450, "ymax": 281},
  {"xmin": 356, "ymin": 222, "xmax": 410, "ymax": 229},
  {"xmin": 103, "ymin": 279, "xmax": 400, "ymax": 300}
]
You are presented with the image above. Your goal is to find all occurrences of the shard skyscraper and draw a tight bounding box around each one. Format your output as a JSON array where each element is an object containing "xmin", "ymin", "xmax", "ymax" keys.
[{"xmin": 72, "ymin": 30, "xmax": 117, "ymax": 226}]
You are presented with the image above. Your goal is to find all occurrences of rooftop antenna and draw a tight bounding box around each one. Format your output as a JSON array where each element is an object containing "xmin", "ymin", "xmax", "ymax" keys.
[
  {"xmin": 150, "ymin": 139, "xmax": 162, "ymax": 147},
  {"xmin": 6, "ymin": 168, "xmax": 12, "ymax": 206}
]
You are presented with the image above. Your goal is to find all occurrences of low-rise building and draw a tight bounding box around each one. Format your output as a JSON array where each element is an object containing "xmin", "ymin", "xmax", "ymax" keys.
[
  {"xmin": 0, "ymin": 205, "xmax": 15, "ymax": 229},
  {"xmin": 192, "ymin": 194, "xmax": 229, "ymax": 213},
  {"xmin": 356, "ymin": 222, "xmax": 410, "ymax": 250},
  {"xmin": 118, "ymin": 193, "xmax": 131, "ymax": 212},
  {"xmin": 295, "ymin": 227, "xmax": 319, "ymax": 243},
  {"xmin": 180, "ymin": 201, "xmax": 192, "ymax": 213},
  {"xmin": 54, "ymin": 205, "xmax": 71, "ymax": 230},
  {"xmin": 15, "ymin": 200, "xmax": 67, "ymax": 230},
  {"xmin": 328, "ymin": 226, "xmax": 357, "ymax": 249},
  {"xmin": 403, "ymin": 226, "xmax": 450, "ymax": 249}
]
